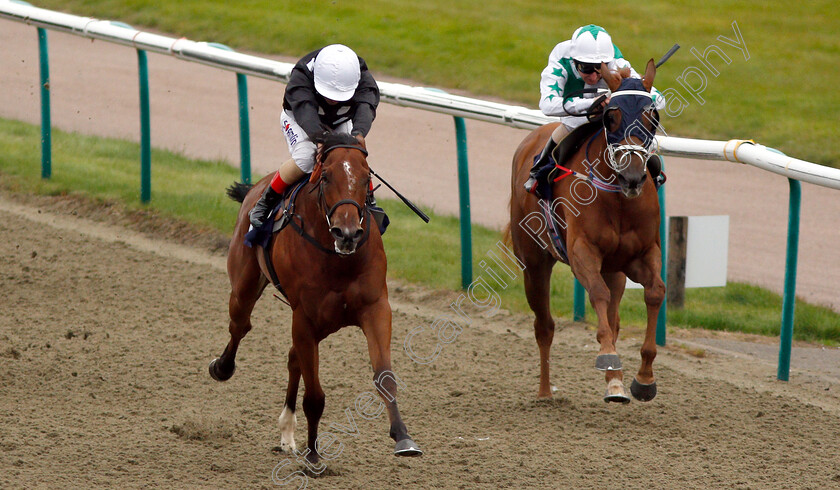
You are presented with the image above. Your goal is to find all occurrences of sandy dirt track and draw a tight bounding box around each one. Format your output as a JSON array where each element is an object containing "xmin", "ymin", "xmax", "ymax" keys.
[
  {"xmin": 2, "ymin": 191, "xmax": 840, "ymax": 489},
  {"xmin": 1, "ymin": 21, "xmax": 839, "ymax": 312}
]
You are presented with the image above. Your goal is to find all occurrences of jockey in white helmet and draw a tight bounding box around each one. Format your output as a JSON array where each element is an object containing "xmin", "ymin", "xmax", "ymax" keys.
[
  {"xmin": 250, "ymin": 44, "xmax": 380, "ymax": 228},
  {"xmin": 524, "ymin": 25, "xmax": 666, "ymax": 196}
]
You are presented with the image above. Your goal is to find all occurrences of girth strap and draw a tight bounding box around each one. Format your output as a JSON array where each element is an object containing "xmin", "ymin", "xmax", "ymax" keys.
[{"xmin": 262, "ymin": 233, "xmax": 289, "ymax": 303}]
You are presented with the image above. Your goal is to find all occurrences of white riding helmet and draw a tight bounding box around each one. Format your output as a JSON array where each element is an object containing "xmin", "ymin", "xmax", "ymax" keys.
[
  {"xmin": 313, "ymin": 44, "xmax": 361, "ymax": 102},
  {"xmin": 569, "ymin": 25, "xmax": 615, "ymax": 64}
]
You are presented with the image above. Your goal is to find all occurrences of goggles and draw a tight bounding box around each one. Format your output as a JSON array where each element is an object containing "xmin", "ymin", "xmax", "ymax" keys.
[{"xmin": 574, "ymin": 60, "xmax": 601, "ymax": 75}]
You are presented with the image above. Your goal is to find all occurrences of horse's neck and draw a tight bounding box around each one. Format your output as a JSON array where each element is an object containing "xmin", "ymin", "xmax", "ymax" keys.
[{"xmin": 573, "ymin": 136, "xmax": 619, "ymax": 192}]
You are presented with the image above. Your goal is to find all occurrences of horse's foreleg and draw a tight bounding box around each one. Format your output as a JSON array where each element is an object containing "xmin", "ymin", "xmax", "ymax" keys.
[
  {"xmin": 603, "ymin": 272, "xmax": 627, "ymax": 348},
  {"xmin": 278, "ymin": 346, "xmax": 301, "ymax": 453},
  {"xmin": 291, "ymin": 316, "xmax": 325, "ymax": 467},
  {"xmin": 570, "ymin": 244, "xmax": 628, "ymax": 402},
  {"xmin": 209, "ymin": 242, "xmax": 267, "ymax": 382},
  {"xmin": 522, "ymin": 258, "xmax": 556, "ymax": 399},
  {"xmin": 625, "ymin": 248, "xmax": 665, "ymax": 401},
  {"xmin": 360, "ymin": 300, "xmax": 422, "ymax": 457}
]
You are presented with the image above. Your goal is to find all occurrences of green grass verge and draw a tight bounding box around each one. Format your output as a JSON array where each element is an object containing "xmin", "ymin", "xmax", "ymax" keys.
[
  {"xmin": 23, "ymin": 0, "xmax": 840, "ymax": 167},
  {"xmin": 2, "ymin": 117, "xmax": 838, "ymax": 345}
]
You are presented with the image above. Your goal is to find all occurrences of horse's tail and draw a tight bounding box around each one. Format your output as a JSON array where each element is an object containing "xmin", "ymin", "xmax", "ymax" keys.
[
  {"xmin": 502, "ymin": 187, "xmax": 515, "ymax": 248},
  {"xmin": 226, "ymin": 181, "xmax": 252, "ymax": 203},
  {"xmin": 502, "ymin": 221, "xmax": 513, "ymax": 249}
]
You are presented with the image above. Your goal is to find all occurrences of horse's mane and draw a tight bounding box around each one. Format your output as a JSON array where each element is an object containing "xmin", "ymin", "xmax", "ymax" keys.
[{"xmin": 315, "ymin": 131, "xmax": 361, "ymax": 163}]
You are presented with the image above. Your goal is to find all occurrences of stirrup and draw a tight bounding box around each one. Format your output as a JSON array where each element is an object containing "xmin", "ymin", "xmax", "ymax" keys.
[
  {"xmin": 653, "ymin": 172, "xmax": 667, "ymax": 190},
  {"xmin": 524, "ymin": 176, "xmax": 541, "ymax": 197}
]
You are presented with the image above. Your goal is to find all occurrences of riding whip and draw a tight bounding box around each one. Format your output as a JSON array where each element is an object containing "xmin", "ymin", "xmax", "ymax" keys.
[
  {"xmin": 655, "ymin": 44, "xmax": 680, "ymax": 68},
  {"xmin": 369, "ymin": 169, "xmax": 430, "ymax": 223}
]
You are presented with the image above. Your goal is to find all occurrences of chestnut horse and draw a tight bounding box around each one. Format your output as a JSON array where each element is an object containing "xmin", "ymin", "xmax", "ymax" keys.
[
  {"xmin": 209, "ymin": 132, "xmax": 421, "ymax": 464},
  {"xmin": 508, "ymin": 60, "xmax": 665, "ymax": 403}
]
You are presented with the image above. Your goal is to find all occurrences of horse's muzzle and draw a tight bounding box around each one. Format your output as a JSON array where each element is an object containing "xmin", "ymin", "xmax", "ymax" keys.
[
  {"xmin": 331, "ymin": 225, "xmax": 365, "ymax": 255},
  {"xmin": 617, "ymin": 172, "xmax": 646, "ymax": 198}
]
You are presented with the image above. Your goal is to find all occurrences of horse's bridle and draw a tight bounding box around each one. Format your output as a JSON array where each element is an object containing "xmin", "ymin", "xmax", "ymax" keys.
[
  {"xmin": 309, "ymin": 143, "xmax": 372, "ymax": 254},
  {"xmin": 316, "ymin": 143, "xmax": 370, "ymax": 225},
  {"xmin": 601, "ymin": 90, "xmax": 660, "ymax": 174}
]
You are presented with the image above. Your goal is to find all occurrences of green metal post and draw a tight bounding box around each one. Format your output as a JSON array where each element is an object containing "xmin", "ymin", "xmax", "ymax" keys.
[
  {"xmin": 207, "ymin": 43, "xmax": 252, "ymax": 185},
  {"xmin": 777, "ymin": 178, "xmax": 801, "ymax": 381},
  {"xmin": 573, "ymin": 279, "xmax": 586, "ymax": 321},
  {"xmin": 656, "ymin": 157, "xmax": 668, "ymax": 346},
  {"xmin": 137, "ymin": 49, "xmax": 151, "ymax": 203},
  {"xmin": 37, "ymin": 27, "xmax": 51, "ymax": 179},
  {"xmin": 453, "ymin": 117, "xmax": 472, "ymax": 289},
  {"xmin": 236, "ymin": 73, "xmax": 252, "ymax": 184}
]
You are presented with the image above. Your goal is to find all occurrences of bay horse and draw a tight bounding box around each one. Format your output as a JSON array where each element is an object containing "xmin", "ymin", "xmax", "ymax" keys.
[
  {"xmin": 508, "ymin": 60, "xmax": 665, "ymax": 403},
  {"xmin": 209, "ymin": 132, "xmax": 422, "ymax": 464}
]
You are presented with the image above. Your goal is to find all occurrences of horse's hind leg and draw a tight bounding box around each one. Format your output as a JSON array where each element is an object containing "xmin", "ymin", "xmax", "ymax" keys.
[
  {"xmin": 522, "ymin": 257, "xmax": 556, "ymax": 399},
  {"xmin": 209, "ymin": 239, "xmax": 267, "ymax": 381},
  {"xmin": 360, "ymin": 300, "xmax": 422, "ymax": 456},
  {"xmin": 278, "ymin": 346, "xmax": 301, "ymax": 452}
]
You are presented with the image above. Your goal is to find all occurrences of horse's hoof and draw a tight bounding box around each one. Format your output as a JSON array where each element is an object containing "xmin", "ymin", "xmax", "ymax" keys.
[
  {"xmin": 630, "ymin": 378, "xmax": 657, "ymax": 402},
  {"xmin": 595, "ymin": 354, "xmax": 622, "ymax": 371},
  {"xmin": 208, "ymin": 358, "xmax": 235, "ymax": 382},
  {"xmin": 603, "ymin": 378, "xmax": 631, "ymax": 404},
  {"xmin": 394, "ymin": 438, "xmax": 423, "ymax": 457}
]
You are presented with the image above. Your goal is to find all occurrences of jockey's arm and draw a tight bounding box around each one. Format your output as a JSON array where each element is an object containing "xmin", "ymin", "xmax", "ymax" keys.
[
  {"xmin": 349, "ymin": 70, "xmax": 380, "ymax": 137},
  {"xmin": 284, "ymin": 69, "xmax": 324, "ymax": 140}
]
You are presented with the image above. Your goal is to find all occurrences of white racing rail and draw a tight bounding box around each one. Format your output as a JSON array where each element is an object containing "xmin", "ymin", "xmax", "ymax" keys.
[{"xmin": 3, "ymin": 0, "xmax": 839, "ymax": 190}]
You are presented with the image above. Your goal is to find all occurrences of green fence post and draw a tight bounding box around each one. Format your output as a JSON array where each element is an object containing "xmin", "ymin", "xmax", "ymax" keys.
[
  {"xmin": 207, "ymin": 43, "xmax": 252, "ymax": 185},
  {"xmin": 236, "ymin": 73, "xmax": 251, "ymax": 184},
  {"xmin": 453, "ymin": 116, "xmax": 472, "ymax": 289},
  {"xmin": 37, "ymin": 27, "xmax": 51, "ymax": 179},
  {"xmin": 109, "ymin": 21, "xmax": 151, "ymax": 203},
  {"xmin": 656, "ymin": 157, "xmax": 668, "ymax": 346},
  {"xmin": 772, "ymin": 148, "xmax": 801, "ymax": 381},
  {"xmin": 137, "ymin": 49, "xmax": 151, "ymax": 203},
  {"xmin": 777, "ymin": 177, "xmax": 801, "ymax": 381},
  {"xmin": 573, "ymin": 279, "xmax": 586, "ymax": 322}
]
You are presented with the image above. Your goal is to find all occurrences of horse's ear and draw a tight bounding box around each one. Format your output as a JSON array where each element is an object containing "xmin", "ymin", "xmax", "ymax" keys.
[
  {"xmin": 309, "ymin": 162, "xmax": 323, "ymax": 184},
  {"xmin": 642, "ymin": 58, "xmax": 656, "ymax": 92},
  {"xmin": 600, "ymin": 62, "xmax": 621, "ymax": 92}
]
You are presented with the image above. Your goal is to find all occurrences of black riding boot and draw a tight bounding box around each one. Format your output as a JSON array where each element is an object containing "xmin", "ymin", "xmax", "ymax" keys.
[
  {"xmin": 647, "ymin": 154, "xmax": 666, "ymax": 190},
  {"xmin": 524, "ymin": 137, "xmax": 559, "ymax": 197},
  {"xmin": 366, "ymin": 191, "xmax": 390, "ymax": 234},
  {"xmin": 249, "ymin": 185, "xmax": 283, "ymax": 228}
]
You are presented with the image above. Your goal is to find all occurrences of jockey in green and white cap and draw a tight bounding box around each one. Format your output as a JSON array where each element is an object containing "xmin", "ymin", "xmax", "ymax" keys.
[{"xmin": 525, "ymin": 24, "xmax": 666, "ymax": 196}]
